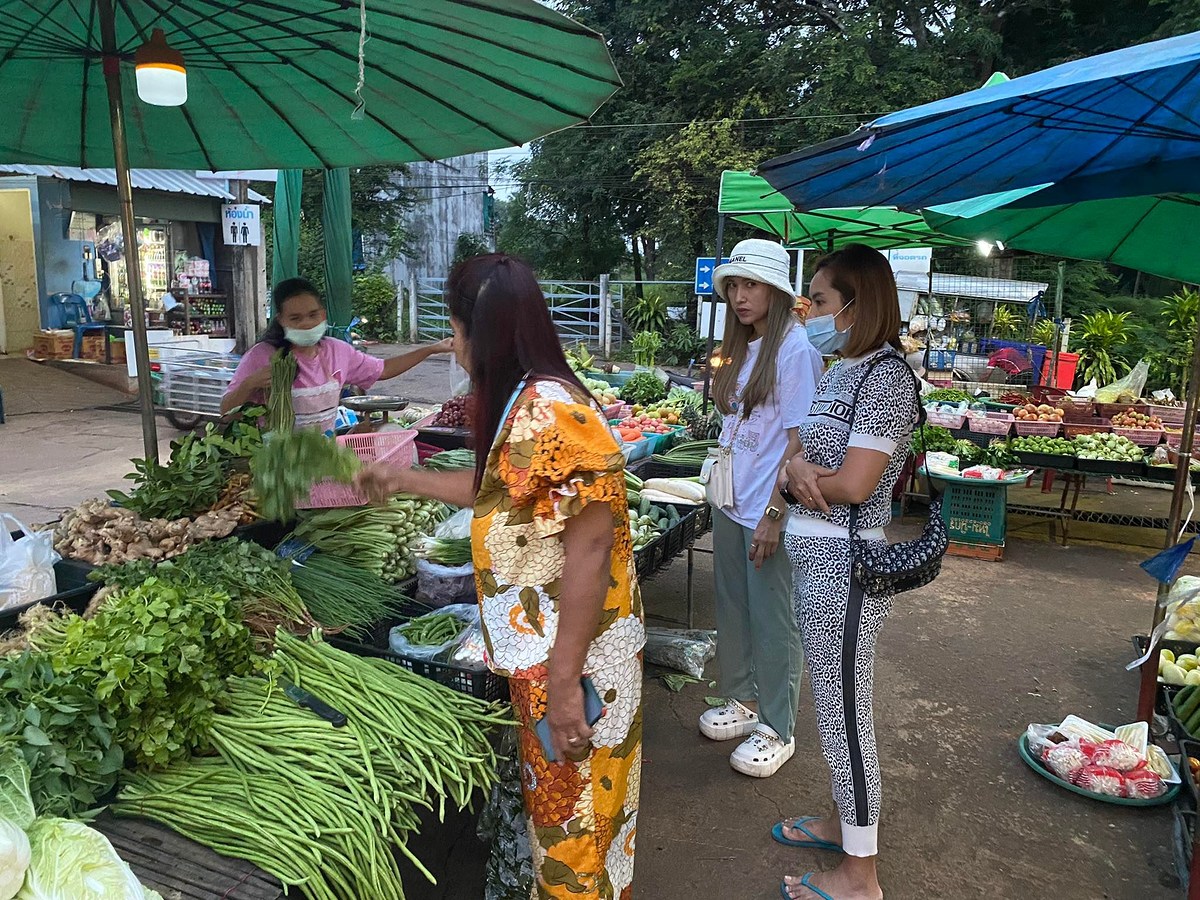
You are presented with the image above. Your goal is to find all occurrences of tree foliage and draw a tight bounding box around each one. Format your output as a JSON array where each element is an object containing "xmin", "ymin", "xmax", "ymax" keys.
[{"xmin": 498, "ymin": 0, "xmax": 1187, "ymax": 289}]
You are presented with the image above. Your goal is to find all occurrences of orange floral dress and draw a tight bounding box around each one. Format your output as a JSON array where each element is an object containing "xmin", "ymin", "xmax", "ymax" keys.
[{"xmin": 472, "ymin": 377, "xmax": 644, "ymax": 900}]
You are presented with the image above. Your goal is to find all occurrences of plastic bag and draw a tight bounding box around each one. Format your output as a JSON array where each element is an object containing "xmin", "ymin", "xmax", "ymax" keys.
[
  {"xmin": 389, "ymin": 603, "xmax": 478, "ymax": 661},
  {"xmin": 451, "ymin": 620, "xmax": 489, "ymax": 670},
  {"xmin": 477, "ymin": 729, "xmax": 535, "ymax": 900},
  {"xmin": 0, "ymin": 515, "xmax": 60, "ymax": 612},
  {"xmin": 1095, "ymin": 359, "xmax": 1149, "ymax": 404},
  {"xmin": 643, "ymin": 627, "xmax": 716, "ymax": 679},
  {"xmin": 449, "ymin": 354, "xmax": 472, "ymax": 397},
  {"xmin": 416, "ymin": 557, "xmax": 476, "ymax": 608},
  {"xmin": 435, "ymin": 507, "xmax": 473, "ymax": 541}
]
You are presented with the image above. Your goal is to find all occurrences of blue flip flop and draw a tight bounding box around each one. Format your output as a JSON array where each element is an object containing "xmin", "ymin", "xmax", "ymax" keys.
[
  {"xmin": 780, "ymin": 873, "xmax": 836, "ymax": 900},
  {"xmin": 771, "ymin": 817, "xmax": 844, "ymax": 852}
]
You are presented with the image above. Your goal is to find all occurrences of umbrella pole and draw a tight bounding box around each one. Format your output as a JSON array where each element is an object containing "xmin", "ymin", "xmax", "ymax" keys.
[
  {"xmin": 702, "ymin": 214, "xmax": 726, "ymax": 412},
  {"xmin": 1136, "ymin": 322, "xmax": 1200, "ymax": 723},
  {"xmin": 99, "ymin": 0, "xmax": 159, "ymax": 463}
]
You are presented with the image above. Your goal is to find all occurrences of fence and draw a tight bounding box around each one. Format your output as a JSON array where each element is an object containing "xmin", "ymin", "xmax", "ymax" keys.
[{"xmin": 409, "ymin": 277, "xmax": 625, "ymax": 350}]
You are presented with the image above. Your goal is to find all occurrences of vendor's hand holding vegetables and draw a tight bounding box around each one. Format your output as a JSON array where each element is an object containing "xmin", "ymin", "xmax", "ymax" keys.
[
  {"xmin": 354, "ymin": 253, "xmax": 642, "ymax": 896},
  {"xmin": 221, "ymin": 278, "xmax": 452, "ymax": 432}
]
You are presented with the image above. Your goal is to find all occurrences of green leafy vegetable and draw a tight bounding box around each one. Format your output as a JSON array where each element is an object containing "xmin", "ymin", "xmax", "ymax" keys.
[
  {"xmin": 981, "ymin": 439, "xmax": 1020, "ymax": 470},
  {"xmin": 0, "ymin": 746, "xmax": 35, "ymax": 830},
  {"xmin": 624, "ymin": 371, "xmax": 668, "ymax": 406},
  {"xmin": 286, "ymin": 552, "xmax": 405, "ymax": 639},
  {"xmin": 27, "ymin": 580, "xmax": 258, "ymax": 769},
  {"xmin": 924, "ymin": 388, "xmax": 972, "ymax": 404},
  {"xmin": 20, "ymin": 817, "xmax": 145, "ymax": 900},
  {"xmin": 911, "ymin": 426, "xmax": 957, "ymax": 455},
  {"xmin": 251, "ymin": 429, "xmax": 362, "ymax": 522},
  {"xmin": 0, "ymin": 652, "xmax": 122, "ymax": 818}
]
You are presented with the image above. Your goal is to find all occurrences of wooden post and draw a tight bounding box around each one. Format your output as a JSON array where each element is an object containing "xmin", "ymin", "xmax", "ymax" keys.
[
  {"xmin": 408, "ymin": 274, "xmax": 419, "ymax": 342},
  {"xmin": 599, "ymin": 273, "xmax": 611, "ymax": 358},
  {"xmin": 229, "ymin": 180, "xmax": 260, "ymax": 353}
]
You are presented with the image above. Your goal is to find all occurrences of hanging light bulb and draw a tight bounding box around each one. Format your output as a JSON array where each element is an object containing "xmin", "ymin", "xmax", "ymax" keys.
[{"xmin": 135, "ymin": 28, "xmax": 187, "ymax": 106}]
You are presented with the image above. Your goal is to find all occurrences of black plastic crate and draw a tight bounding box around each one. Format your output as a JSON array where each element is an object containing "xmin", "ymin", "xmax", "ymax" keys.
[
  {"xmin": 329, "ymin": 606, "xmax": 507, "ymax": 703},
  {"xmin": 632, "ymin": 457, "xmax": 705, "ymax": 479},
  {"xmin": 634, "ymin": 534, "xmax": 666, "ymax": 581},
  {"xmin": 0, "ymin": 558, "xmax": 99, "ymax": 631},
  {"xmin": 1014, "ymin": 451, "xmax": 1076, "ymax": 470},
  {"xmin": 1075, "ymin": 457, "xmax": 1145, "ymax": 477},
  {"xmin": 662, "ymin": 505, "xmax": 699, "ymax": 561}
]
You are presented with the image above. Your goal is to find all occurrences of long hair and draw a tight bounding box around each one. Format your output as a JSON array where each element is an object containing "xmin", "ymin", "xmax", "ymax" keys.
[
  {"xmin": 445, "ymin": 255, "xmax": 587, "ymax": 488},
  {"xmin": 812, "ymin": 244, "xmax": 900, "ymax": 358},
  {"xmin": 712, "ymin": 286, "xmax": 797, "ymax": 418},
  {"xmin": 261, "ymin": 277, "xmax": 326, "ymax": 350}
]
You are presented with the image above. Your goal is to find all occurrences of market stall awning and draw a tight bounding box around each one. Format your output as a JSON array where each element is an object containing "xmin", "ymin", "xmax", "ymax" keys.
[
  {"xmin": 718, "ymin": 171, "xmax": 970, "ymax": 249},
  {"xmin": 0, "ymin": 165, "xmax": 269, "ymax": 202},
  {"xmin": 0, "ymin": 1, "xmax": 622, "ymax": 170},
  {"xmin": 756, "ymin": 30, "xmax": 1200, "ymax": 211},
  {"xmin": 896, "ymin": 271, "xmax": 1048, "ymax": 303},
  {"xmin": 924, "ymin": 185, "xmax": 1200, "ymax": 285}
]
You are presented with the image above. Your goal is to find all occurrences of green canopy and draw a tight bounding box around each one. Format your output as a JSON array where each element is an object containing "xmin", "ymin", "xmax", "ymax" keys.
[
  {"xmin": 923, "ymin": 185, "xmax": 1200, "ymax": 284},
  {"xmin": 0, "ymin": 1, "xmax": 622, "ymax": 169},
  {"xmin": 321, "ymin": 169, "xmax": 354, "ymax": 327},
  {"xmin": 719, "ymin": 171, "xmax": 970, "ymax": 250}
]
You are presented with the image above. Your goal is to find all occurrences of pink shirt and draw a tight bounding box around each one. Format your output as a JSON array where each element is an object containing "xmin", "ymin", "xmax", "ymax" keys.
[{"xmin": 226, "ymin": 338, "xmax": 386, "ymax": 406}]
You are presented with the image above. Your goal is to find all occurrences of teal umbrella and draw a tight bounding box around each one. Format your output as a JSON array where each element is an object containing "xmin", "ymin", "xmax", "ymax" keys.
[
  {"xmin": 0, "ymin": 0, "xmax": 620, "ymax": 460},
  {"xmin": 923, "ymin": 185, "xmax": 1200, "ymax": 284}
]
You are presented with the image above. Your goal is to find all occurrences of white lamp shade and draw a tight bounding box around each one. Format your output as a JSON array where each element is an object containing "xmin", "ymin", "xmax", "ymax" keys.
[{"xmin": 136, "ymin": 63, "xmax": 187, "ymax": 106}]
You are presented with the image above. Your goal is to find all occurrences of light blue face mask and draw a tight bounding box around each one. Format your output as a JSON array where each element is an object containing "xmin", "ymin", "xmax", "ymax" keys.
[
  {"xmin": 804, "ymin": 300, "xmax": 854, "ymax": 354},
  {"xmin": 284, "ymin": 321, "xmax": 328, "ymax": 347}
]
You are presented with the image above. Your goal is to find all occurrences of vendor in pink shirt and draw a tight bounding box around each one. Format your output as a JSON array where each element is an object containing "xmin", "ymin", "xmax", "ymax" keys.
[{"xmin": 221, "ymin": 277, "xmax": 451, "ymax": 431}]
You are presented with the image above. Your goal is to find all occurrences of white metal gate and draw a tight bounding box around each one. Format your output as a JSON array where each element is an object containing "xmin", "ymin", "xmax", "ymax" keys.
[{"xmin": 411, "ymin": 277, "xmax": 623, "ymax": 349}]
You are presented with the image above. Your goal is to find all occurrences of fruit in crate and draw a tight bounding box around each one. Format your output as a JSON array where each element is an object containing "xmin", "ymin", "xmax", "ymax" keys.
[
  {"xmin": 1015, "ymin": 403, "xmax": 1063, "ymax": 422},
  {"xmin": 1072, "ymin": 433, "xmax": 1143, "ymax": 462},
  {"xmin": 617, "ymin": 414, "xmax": 674, "ymax": 435},
  {"xmin": 583, "ymin": 376, "xmax": 621, "ymax": 406},
  {"xmin": 1112, "ymin": 408, "xmax": 1164, "ymax": 429},
  {"xmin": 1011, "ymin": 436, "xmax": 1075, "ymax": 456}
]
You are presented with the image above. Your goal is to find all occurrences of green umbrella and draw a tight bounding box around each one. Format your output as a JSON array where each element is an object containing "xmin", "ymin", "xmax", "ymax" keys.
[
  {"xmin": 719, "ymin": 171, "xmax": 970, "ymax": 250},
  {"xmin": 0, "ymin": 0, "xmax": 620, "ymax": 460},
  {"xmin": 924, "ymin": 185, "xmax": 1200, "ymax": 284}
]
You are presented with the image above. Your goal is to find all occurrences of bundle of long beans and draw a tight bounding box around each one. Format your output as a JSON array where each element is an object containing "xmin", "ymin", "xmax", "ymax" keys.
[
  {"xmin": 267, "ymin": 349, "xmax": 299, "ymax": 432},
  {"xmin": 113, "ymin": 632, "xmax": 511, "ymax": 900}
]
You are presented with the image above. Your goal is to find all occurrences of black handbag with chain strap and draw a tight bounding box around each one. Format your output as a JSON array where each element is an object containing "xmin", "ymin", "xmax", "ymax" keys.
[{"xmin": 846, "ymin": 352, "xmax": 948, "ymax": 596}]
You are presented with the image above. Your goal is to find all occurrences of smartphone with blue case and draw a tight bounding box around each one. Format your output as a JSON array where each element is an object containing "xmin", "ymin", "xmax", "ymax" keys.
[{"xmin": 534, "ymin": 676, "xmax": 604, "ymax": 762}]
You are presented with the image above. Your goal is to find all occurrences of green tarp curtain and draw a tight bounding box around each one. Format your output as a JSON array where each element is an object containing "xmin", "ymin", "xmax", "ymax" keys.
[
  {"xmin": 718, "ymin": 171, "xmax": 970, "ymax": 250},
  {"xmin": 321, "ymin": 168, "xmax": 354, "ymax": 328},
  {"xmin": 272, "ymin": 168, "xmax": 303, "ymax": 288}
]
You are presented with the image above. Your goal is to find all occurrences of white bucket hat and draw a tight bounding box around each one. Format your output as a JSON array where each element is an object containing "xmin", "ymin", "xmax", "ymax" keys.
[{"xmin": 713, "ymin": 239, "xmax": 794, "ymax": 301}]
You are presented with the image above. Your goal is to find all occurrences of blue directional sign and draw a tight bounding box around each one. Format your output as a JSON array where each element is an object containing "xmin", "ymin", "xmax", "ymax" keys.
[{"xmin": 693, "ymin": 257, "xmax": 730, "ymax": 295}]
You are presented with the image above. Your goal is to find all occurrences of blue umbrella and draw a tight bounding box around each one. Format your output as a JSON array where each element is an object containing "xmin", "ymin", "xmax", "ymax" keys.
[{"xmin": 758, "ymin": 31, "xmax": 1200, "ymax": 211}]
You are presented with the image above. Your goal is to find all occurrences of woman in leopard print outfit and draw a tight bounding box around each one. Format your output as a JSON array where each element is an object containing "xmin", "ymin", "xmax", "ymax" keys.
[{"xmin": 774, "ymin": 245, "xmax": 918, "ymax": 900}]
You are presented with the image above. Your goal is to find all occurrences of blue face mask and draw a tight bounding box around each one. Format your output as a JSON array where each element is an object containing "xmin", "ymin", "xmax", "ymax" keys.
[{"xmin": 804, "ymin": 301, "xmax": 853, "ymax": 354}]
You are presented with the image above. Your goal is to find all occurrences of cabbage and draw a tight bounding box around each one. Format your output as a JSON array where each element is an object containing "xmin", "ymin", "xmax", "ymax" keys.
[
  {"xmin": 0, "ymin": 748, "xmax": 34, "ymax": 831},
  {"xmin": 0, "ymin": 818, "xmax": 30, "ymax": 900},
  {"xmin": 16, "ymin": 819, "xmax": 144, "ymax": 900}
]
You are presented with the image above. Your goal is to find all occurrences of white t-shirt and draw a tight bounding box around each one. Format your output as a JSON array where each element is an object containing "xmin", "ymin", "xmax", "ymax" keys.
[{"xmin": 718, "ymin": 324, "xmax": 824, "ymax": 529}]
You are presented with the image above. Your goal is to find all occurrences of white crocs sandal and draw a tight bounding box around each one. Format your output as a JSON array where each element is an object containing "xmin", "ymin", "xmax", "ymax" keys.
[
  {"xmin": 699, "ymin": 699, "xmax": 760, "ymax": 741},
  {"xmin": 730, "ymin": 725, "xmax": 795, "ymax": 778}
]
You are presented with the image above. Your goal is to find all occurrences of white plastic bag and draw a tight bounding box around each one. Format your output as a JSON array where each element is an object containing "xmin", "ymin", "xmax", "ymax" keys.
[
  {"xmin": 416, "ymin": 557, "xmax": 476, "ymax": 607},
  {"xmin": 389, "ymin": 603, "xmax": 479, "ymax": 662},
  {"xmin": 435, "ymin": 507, "xmax": 473, "ymax": 541},
  {"xmin": 0, "ymin": 515, "xmax": 60, "ymax": 612},
  {"xmin": 1095, "ymin": 359, "xmax": 1149, "ymax": 404},
  {"xmin": 449, "ymin": 354, "xmax": 472, "ymax": 397}
]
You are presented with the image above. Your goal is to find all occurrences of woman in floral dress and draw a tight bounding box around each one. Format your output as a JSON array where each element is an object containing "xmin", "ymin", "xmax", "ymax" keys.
[{"xmin": 357, "ymin": 255, "xmax": 644, "ymax": 900}]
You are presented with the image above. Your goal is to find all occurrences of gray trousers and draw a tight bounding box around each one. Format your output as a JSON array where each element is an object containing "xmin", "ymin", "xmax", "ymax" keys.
[{"xmin": 711, "ymin": 507, "xmax": 805, "ymax": 741}]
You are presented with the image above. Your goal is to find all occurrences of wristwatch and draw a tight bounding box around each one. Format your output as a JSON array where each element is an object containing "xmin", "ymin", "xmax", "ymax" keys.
[{"xmin": 764, "ymin": 506, "xmax": 784, "ymax": 521}]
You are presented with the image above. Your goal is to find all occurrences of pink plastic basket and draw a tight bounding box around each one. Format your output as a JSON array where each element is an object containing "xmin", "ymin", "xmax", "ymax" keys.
[
  {"xmin": 1113, "ymin": 426, "xmax": 1164, "ymax": 447},
  {"xmin": 1013, "ymin": 420, "xmax": 1062, "ymax": 437},
  {"xmin": 296, "ymin": 430, "xmax": 418, "ymax": 509},
  {"xmin": 926, "ymin": 410, "xmax": 966, "ymax": 429},
  {"xmin": 1165, "ymin": 428, "xmax": 1200, "ymax": 448},
  {"xmin": 603, "ymin": 402, "xmax": 624, "ymax": 420},
  {"xmin": 967, "ymin": 412, "xmax": 1014, "ymax": 436},
  {"xmin": 1063, "ymin": 419, "xmax": 1112, "ymax": 439},
  {"xmin": 1150, "ymin": 404, "xmax": 1188, "ymax": 426}
]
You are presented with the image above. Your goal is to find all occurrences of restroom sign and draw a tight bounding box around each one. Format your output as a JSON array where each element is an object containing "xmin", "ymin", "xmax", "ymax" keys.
[{"xmin": 221, "ymin": 204, "xmax": 261, "ymax": 246}]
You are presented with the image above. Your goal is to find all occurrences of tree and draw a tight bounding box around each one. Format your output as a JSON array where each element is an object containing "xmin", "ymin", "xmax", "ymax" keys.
[
  {"xmin": 452, "ymin": 233, "xmax": 491, "ymax": 266},
  {"xmin": 255, "ymin": 167, "xmax": 417, "ymax": 289}
]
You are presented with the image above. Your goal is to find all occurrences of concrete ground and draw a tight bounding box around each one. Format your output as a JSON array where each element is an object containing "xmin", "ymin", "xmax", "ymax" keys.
[{"xmin": 0, "ymin": 349, "xmax": 1188, "ymax": 899}]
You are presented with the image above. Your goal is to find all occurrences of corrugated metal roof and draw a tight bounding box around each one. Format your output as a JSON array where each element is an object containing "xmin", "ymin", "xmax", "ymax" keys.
[{"xmin": 0, "ymin": 165, "xmax": 269, "ymax": 202}]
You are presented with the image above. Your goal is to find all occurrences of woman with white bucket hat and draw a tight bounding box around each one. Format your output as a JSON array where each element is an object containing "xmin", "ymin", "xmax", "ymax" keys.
[{"xmin": 700, "ymin": 239, "xmax": 823, "ymax": 777}]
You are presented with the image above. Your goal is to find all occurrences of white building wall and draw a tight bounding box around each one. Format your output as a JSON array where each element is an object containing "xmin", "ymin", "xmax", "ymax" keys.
[{"xmin": 386, "ymin": 153, "xmax": 490, "ymax": 288}]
